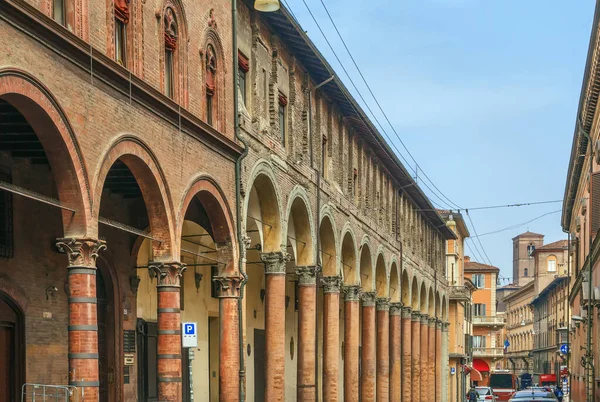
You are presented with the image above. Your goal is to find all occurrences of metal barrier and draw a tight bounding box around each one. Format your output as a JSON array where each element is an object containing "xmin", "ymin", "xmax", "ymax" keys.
[{"xmin": 21, "ymin": 384, "xmax": 81, "ymax": 402}]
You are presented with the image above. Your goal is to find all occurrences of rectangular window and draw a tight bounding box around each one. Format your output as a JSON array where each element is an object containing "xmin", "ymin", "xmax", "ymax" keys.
[
  {"xmin": 321, "ymin": 136, "xmax": 327, "ymax": 177},
  {"xmin": 472, "ymin": 273, "xmax": 485, "ymax": 288},
  {"xmin": 547, "ymin": 259, "xmax": 556, "ymax": 272},
  {"xmin": 165, "ymin": 50, "xmax": 174, "ymax": 99},
  {"xmin": 278, "ymin": 93, "xmax": 287, "ymax": 145},
  {"xmin": 53, "ymin": 0, "xmax": 65, "ymax": 25},
  {"xmin": 115, "ymin": 18, "xmax": 127, "ymax": 67},
  {"xmin": 474, "ymin": 303, "xmax": 486, "ymax": 316},
  {"xmin": 238, "ymin": 51, "xmax": 249, "ymax": 106},
  {"xmin": 0, "ymin": 168, "xmax": 13, "ymax": 258},
  {"xmin": 207, "ymin": 95, "xmax": 214, "ymax": 126},
  {"xmin": 473, "ymin": 335, "xmax": 486, "ymax": 348}
]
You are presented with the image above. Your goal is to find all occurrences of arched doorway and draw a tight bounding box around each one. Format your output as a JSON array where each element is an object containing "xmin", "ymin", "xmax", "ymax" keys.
[{"xmin": 0, "ymin": 293, "xmax": 24, "ymax": 402}]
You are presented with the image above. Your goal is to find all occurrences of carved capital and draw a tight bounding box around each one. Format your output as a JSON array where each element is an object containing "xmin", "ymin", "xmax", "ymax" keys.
[
  {"xmin": 148, "ymin": 262, "xmax": 187, "ymax": 288},
  {"xmin": 343, "ymin": 285, "xmax": 361, "ymax": 301},
  {"xmin": 420, "ymin": 313, "xmax": 430, "ymax": 324},
  {"xmin": 295, "ymin": 266, "xmax": 319, "ymax": 285},
  {"xmin": 428, "ymin": 316, "xmax": 437, "ymax": 326},
  {"xmin": 436, "ymin": 319, "xmax": 443, "ymax": 329},
  {"xmin": 260, "ymin": 252, "xmax": 289, "ymax": 274},
  {"xmin": 402, "ymin": 306, "xmax": 413, "ymax": 319},
  {"xmin": 213, "ymin": 275, "xmax": 242, "ymax": 298},
  {"xmin": 56, "ymin": 238, "xmax": 106, "ymax": 267},
  {"xmin": 361, "ymin": 291, "xmax": 377, "ymax": 307},
  {"xmin": 376, "ymin": 297, "xmax": 390, "ymax": 311},
  {"xmin": 390, "ymin": 302, "xmax": 403, "ymax": 316},
  {"xmin": 411, "ymin": 310, "xmax": 421, "ymax": 321},
  {"xmin": 442, "ymin": 321, "xmax": 450, "ymax": 332},
  {"xmin": 321, "ymin": 276, "xmax": 342, "ymax": 294}
]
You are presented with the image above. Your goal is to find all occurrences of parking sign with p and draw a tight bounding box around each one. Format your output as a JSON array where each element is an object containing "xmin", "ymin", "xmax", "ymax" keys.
[{"xmin": 182, "ymin": 322, "xmax": 197, "ymax": 348}]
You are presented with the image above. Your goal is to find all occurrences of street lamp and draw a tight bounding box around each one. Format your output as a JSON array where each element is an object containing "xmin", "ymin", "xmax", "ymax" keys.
[{"xmin": 254, "ymin": 0, "xmax": 280, "ymax": 12}]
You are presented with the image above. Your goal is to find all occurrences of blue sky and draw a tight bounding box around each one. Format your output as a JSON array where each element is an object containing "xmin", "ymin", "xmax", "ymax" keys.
[{"xmin": 284, "ymin": 0, "xmax": 596, "ymax": 282}]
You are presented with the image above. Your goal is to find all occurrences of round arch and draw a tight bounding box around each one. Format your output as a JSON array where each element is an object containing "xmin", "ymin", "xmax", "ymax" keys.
[
  {"xmin": 340, "ymin": 226, "xmax": 358, "ymax": 285},
  {"xmin": 390, "ymin": 260, "xmax": 400, "ymax": 303},
  {"xmin": 243, "ymin": 161, "xmax": 283, "ymax": 253},
  {"xmin": 411, "ymin": 276, "xmax": 419, "ymax": 310},
  {"xmin": 435, "ymin": 290, "xmax": 441, "ymax": 318},
  {"xmin": 359, "ymin": 237, "xmax": 374, "ymax": 291},
  {"xmin": 319, "ymin": 212, "xmax": 338, "ymax": 276},
  {"xmin": 0, "ymin": 69, "xmax": 91, "ymax": 236},
  {"xmin": 420, "ymin": 282, "xmax": 428, "ymax": 315},
  {"xmin": 92, "ymin": 136, "xmax": 175, "ymax": 260},
  {"xmin": 428, "ymin": 287, "xmax": 435, "ymax": 316},
  {"xmin": 375, "ymin": 252, "xmax": 388, "ymax": 298},
  {"xmin": 283, "ymin": 186, "xmax": 315, "ymax": 266},
  {"xmin": 401, "ymin": 270, "xmax": 411, "ymax": 306}
]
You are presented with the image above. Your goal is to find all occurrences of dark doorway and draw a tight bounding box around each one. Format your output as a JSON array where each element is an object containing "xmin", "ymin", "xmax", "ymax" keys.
[
  {"xmin": 254, "ymin": 329, "xmax": 266, "ymax": 402},
  {"xmin": 137, "ymin": 319, "xmax": 158, "ymax": 402},
  {"xmin": 97, "ymin": 267, "xmax": 117, "ymax": 402},
  {"xmin": 0, "ymin": 293, "xmax": 24, "ymax": 402}
]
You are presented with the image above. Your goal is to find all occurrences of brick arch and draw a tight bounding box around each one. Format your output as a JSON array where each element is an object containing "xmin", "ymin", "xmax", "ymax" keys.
[
  {"xmin": 340, "ymin": 223, "xmax": 358, "ymax": 285},
  {"xmin": 319, "ymin": 206, "xmax": 339, "ymax": 276},
  {"xmin": 410, "ymin": 275, "xmax": 419, "ymax": 310},
  {"xmin": 243, "ymin": 160, "xmax": 283, "ymax": 253},
  {"xmin": 0, "ymin": 274, "xmax": 30, "ymax": 313},
  {"xmin": 176, "ymin": 175, "xmax": 237, "ymax": 273},
  {"xmin": 375, "ymin": 251, "xmax": 388, "ymax": 298},
  {"xmin": 359, "ymin": 236, "xmax": 374, "ymax": 292},
  {"xmin": 419, "ymin": 281, "xmax": 428, "ymax": 313},
  {"xmin": 92, "ymin": 136, "xmax": 175, "ymax": 261},
  {"xmin": 201, "ymin": 26, "xmax": 227, "ymax": 132},
  {"xmin": 0, "ymin": 69, "xmax": 91, "ymax": 237},
  {"xmin": 427, "ymin": 286, "xmax": 435, "ymax": 316},
  {"xmin": 283, "ymin": 186, "xmax": 315, "ymax": 266},
  {"xmin": 390, "ymin": 259, "xmax": 400, "ymax": 303}
]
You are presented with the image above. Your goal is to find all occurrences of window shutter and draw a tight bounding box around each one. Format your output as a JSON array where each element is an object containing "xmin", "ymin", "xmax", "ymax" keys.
[
  {"xmin": 592, "ymin": 172, "xmax": 600, "ymax": 238},
  {"xmin": 483, "ymin": 304, "xmax": 486, "ymax": 316}
]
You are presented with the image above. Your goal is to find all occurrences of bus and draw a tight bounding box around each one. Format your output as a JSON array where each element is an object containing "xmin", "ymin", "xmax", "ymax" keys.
[{"xmin": 489, "ymin": 372, "xmax": 519, "ymax": 401}]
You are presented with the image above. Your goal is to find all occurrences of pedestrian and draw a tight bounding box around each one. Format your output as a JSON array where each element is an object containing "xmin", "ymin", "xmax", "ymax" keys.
[
  {"xmin": 468, "ymin": 385, "xmax": 478, "ymax": 402},
  {"xmin": 554, "ymin": 384, "xmax": 564, "ymax": 402}
]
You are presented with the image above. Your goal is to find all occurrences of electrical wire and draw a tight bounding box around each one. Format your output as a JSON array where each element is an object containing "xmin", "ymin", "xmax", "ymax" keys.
[
  {"xmin": 466, "ymin": 211, "xmax": 493, "ymax": 266},
  {"xmin": 471, "ymin": 209, "xmax": 562, "ymax": 238}
]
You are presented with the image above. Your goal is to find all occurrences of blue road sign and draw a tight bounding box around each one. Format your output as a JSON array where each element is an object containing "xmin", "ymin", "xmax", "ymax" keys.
[
  {"xmin": 184, "ymin": 323, "xmax": 196, "ymax": 335},
  {"xmin": 560, "ymin": 344, "xmax": 569, "ymax": 354}
]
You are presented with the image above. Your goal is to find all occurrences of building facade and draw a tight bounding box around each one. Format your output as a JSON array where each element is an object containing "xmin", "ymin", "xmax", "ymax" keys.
[
  {"xmin": 512, "ymin": 232, "xmax": 545, "ymax": 287},
  {"xmin": 465, "ymin": 258, "xmax": 505, "ymax": 386},
  {"xmin": 504, "ymin": 282, "xmax": 534, "ymax": 374},
  {"xmin": 441, "ymin": 212, "xmax": 475, "ymax": 402},
  {"xmin": 0, "ymin": 0, "xmax": 455, "ymax": 402}
]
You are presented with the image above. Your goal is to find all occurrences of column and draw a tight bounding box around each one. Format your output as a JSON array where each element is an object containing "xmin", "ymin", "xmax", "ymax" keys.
[
  {"xmin": 420, "ymin": 314, "xmax": 429, "ymax": 402},
  {"xmin": 411, "ymin": 311, "xmax": 421, "ymax": 402},
  {"xmin": 376, "ymin": 298, "xmax": 391, "ymax": 402},
  {"xmin": 442, "ymin": 322, "xmax": 450, "ymax": 402},
  {"xmin": 428, "ymin": 317, "xmax": 436, "ymax": 402},
  {"xmin": 389, "ymin": 303, "xmax": 402, "ymax": 402},
  {"xmin": 322, "ymin": 276, "xmax": 342, "ymax": 402},
  {"xmin": 402, "ymin": 307, "xmax": 412, "ymax": 402},
  {"xmin": 149, "ymin": 261, "xmax": 187, "ymax": 402},
  {"xmin": 56, "ymin": 238, "xmax": 106, "ymax": 402},
  {"xmin": 343, "ymin": 285, "xmax": 361, "ymax": 402},
  {"xmin": 296, "ymin": 266, "xmax": 319, "ymax": 401},
  {"xmin": 260, "ymin": 251, "xmax": 288, "ymax": 402},
  {"xmin": 435, "ymin": 319, "xmax": 442, "ymax": 402},
  {"xmin": 213, "ymin": 275, "xmax": 242, "ymax": 402},
  {"xmin": 361, "ymin": 292, "xmax": 377, "ymax": 401}
]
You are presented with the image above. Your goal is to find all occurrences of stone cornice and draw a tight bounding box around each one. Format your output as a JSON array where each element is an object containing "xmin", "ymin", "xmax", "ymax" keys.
[{"xmin": 0, "ymin": 0, "xmax": 243, "ymax": 162}]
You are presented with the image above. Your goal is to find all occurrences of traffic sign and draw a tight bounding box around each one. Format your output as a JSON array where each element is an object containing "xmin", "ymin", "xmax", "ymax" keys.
[
  {"xmin": 182, "ymin": 322, "xmax": 197, "ymax": 348},
  {"xmin": 450, "ymin": 367, "xmax": 456, "ymax": 375},
  {"xmin": 560, "ymin": 344, "xmax": 569, "ymax": 354}
]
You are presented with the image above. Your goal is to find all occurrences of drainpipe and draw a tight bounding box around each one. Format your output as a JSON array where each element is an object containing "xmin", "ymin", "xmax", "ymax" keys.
[{"xmin": 232, "ymin": 1, "xmax": 249, "ymax": 401}]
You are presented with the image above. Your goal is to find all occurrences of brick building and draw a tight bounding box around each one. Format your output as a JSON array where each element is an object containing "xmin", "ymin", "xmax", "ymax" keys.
[{"xmin": 0, "ymin": 0, "xmax": 455, "ymax": 401}]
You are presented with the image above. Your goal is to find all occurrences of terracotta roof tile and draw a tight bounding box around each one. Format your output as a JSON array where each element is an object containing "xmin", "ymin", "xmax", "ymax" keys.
[
  {"xmin": 537, "ymin": 239, "xmax": 568, "ymax": 250},
  {"xmin": 464, "ymin": 260, "xmax": 500, "ymax": 272}
]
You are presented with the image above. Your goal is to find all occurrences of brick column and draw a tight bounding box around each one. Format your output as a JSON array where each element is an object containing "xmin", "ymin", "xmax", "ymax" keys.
[
  {"xmin": 296, "ymin": 266, "xmax": 319, "ymax": 401},
  {"xmin": 361, "ymin": 292, "xmax": 377, "ymax": 401},
  {"xmin": 56, "ymin": 238, "xmax": 106, "ymax": 402},
  {"xmin": 260, "ymin": 251, "xmax": 288, "ymax": 402},
  {"xmin": 322, "ymin": 276, "xmax": 342, "ymax": 402},
  {"xmin": 435, "ymin": 319, "xmax": 443, "ymax": 402},
  {"xmin": 343, "ymin": 285, "xmax": 361, "ymax": 402},
  {"xmin": 402, "ymin": 307, "xmax": 412, "ymax": 402},
  {"xmin": 441, "ymin": 322, "xmax": 450, "ymax": 402},
  {"xmin": 149, "ymin": 261, "xmax": 187, "ymax": 402},
  {"xmin": 389, "ymin": 302, "xmax": 402, "ymax": 402},
  {"xmin": 213, "ymin": 275, "xmax": 242, "ymax": 402},
  {"xmin": 428, "ymin": 317, "xmax": 436, "ymax": 402},
  {"xmin": 410, "ymin": 311, "xmax": 421, "ymax": 402},
  {"xmin": 376, "ymin": 298, "xmax": 390, "ymax": 402},
  {"xmin": 420, "ymin": 314, "xmax": 430, "ymax": 402}
]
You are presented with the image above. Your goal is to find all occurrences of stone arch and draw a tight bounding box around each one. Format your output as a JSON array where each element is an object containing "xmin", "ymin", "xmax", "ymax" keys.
[
  {"xmin": 243, "ymin": 161, "xmax": 283, "ymax": 253},
  {"xmin": 411, "ymin": 276, "xmax": 419, "ymax": 310},
  {"xmin": 401, "ymin": 270, "xmax": 411, "ymax": 306},
  {"xmin": 283, "ymin": 187, "xmax": 315, "ymax": 266},
  {"xmin": 359, "ymin": 237, "xmax": 374, "ymax": 292},
  {"xmin": 375, "ymin": 252, "xmax": 388, "ymax": 298},
  {"xmin": 92, "ymin": 135, "xmax": 175, "ymax": 260},
  {"xmin": 177, "ymin": 175, "xmax": 238, "ymax": 274},
  {"xmin": 0, "ymin": 69, "xmax": 91, "ymax": 236},
  {"xmin": 340, "ymin": 225, "xmax": 358, "ymax": 285},
  {"xmin": 319, "ymin": 208, "xmax": 338, "ymax": 276},
  {"xmin": 390, "ymin": 259, "xmax": 400, "ymax": 303}
]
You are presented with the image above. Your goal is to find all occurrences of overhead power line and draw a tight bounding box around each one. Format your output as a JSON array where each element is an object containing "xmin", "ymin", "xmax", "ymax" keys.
[
  {"xmin": 472, "ymin": 209, "xmax": 562, "ymax": 238},
  {"xmin": 466, "ymin": 212, "xmax": 493, "ymax": 266}
]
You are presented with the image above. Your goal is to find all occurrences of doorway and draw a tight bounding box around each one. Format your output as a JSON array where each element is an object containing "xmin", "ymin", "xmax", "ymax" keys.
[
  {"xmin": 254, "ymin": 329, "xmax": 266, "ymax": 402},
  {"xmin": 97, "ymin": 268, "xmax": 116, "ymax": 402},
  {"xmin": 0, "ymin": 293, "xmax": 24, "ymax": 402}
]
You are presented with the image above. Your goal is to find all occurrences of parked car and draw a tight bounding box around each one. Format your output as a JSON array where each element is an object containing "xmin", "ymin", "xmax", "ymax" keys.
[
  {"xmin": 475, "ymin": 386, "xmax": 497, "ymax": 401},
  {"xmin": 508, "ymin": 390, "xmax": 558, "ymax": 401}
]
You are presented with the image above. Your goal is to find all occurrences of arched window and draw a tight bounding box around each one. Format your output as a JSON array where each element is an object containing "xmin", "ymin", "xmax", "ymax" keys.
[
  {"xmin": 524, "ymin": 267, "xmax": 528, "ymax": 277},
  {"xmin": 164, "ymin": 7, "xmax": 178, "ymax": 99},
  {"xmin": 114, "ymin": 0, "xmax": 129, "ymax": 66},
  {"xmin": 205, "ymin": 44, "xmax": 217, "ymax": 125}
]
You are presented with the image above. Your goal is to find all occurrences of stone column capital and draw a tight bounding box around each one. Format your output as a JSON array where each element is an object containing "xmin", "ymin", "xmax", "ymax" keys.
[
  {"xmin": 376, "ymin": 297, "xmax": 391, "ymax": 311},
  {"xmin": 402, "ymin": 306, "xmax": 412, "ymax": 319},
  {"xmin": 390, "ymin": 302, "xmax": 403, "ymax": 316},
  {"xmin": 428, "ymin": 316, "xmax": 437, "ymax": 326},
  {"xmin": 321, "ymin": 276, "xmax": 342, "ymax": 293},
  {"xmin": 361, "ymin": 291, "xmax": 377, "ymax": 307},
  {"xmin": 56, "ymin": 237, "xmax": 106, "ymax": 267},
  {"xmin": 343, "ymin": 285, "xmax": 361, "ymax": 301},
  {"xmin": 420, "ymin": 313, "xmax": 430, "ymax": 324},
  {"xmin": 149, "ymin": 261, "xmax": 187, "ymax": 288},
  {"xmin": 213, "ymin": 275, "xmax": 242, "ymax": 298},
  {"xmin": 295, "ymin": 266, "xmax": 319, "ymax": 285},
  {"xmin": 442, "ymin": 322, "xmax": 450, "ymax": 332},
  {"xmin": 261, "ymin": 251, "xmax": 289, "ymax": 274},
  {"xmin": 411, "ymin": 310, "xmax": 421, "ymax": 321}
]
